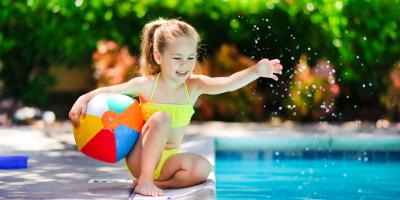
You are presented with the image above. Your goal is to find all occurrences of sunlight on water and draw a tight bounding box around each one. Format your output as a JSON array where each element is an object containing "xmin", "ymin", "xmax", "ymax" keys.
[{"xmin": 216, "ymin": 151, "xmax": 400, "ymax": 199}]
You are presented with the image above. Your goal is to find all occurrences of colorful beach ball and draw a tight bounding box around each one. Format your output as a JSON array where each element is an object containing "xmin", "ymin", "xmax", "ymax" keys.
[{"xmin": 73, "ymin": 93, "xmax": 143, "ymax": 163}]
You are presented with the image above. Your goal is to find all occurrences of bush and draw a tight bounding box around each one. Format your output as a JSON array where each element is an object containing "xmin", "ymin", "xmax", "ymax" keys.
[
  {"xmin": 285, "ymin": 54, "xmax": 340, "ymax": 121},
  {"xmin": 0, "ymin": 0, "xmax": 399, "ymax": 121}
]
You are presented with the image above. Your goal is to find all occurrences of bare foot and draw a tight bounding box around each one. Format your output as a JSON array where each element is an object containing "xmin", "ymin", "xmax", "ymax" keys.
[
  {"xmin": 133, "ymin": 179, "xmax": 168, "ymax": 190},
  {"xmin": 134, "ymin": 178, "xmax": 164, "ymax": 197}
]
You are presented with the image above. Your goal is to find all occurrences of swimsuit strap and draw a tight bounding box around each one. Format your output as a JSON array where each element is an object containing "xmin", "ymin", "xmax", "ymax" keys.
[
  {"xmin": 148, "ymin": 73, "xmax": 160, "ymax": 102},
  {"xmin": 184, "ymin": 82, "xmax": 191, "ymax": 105},
  {"xmin": 148, "ymin": 73, "xmax": 191, "ymax": 104}
]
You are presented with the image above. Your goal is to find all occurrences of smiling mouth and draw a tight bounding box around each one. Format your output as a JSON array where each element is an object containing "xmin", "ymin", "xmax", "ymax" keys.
[{"xmin": 176, "ymin": 71, "xmax": 188, "ymax": 76}]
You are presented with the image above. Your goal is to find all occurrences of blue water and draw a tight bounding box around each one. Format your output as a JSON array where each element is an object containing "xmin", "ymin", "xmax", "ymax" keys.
[{"xmin": 216, "ymin": 150, "xmax": 400, "ymax": 199}]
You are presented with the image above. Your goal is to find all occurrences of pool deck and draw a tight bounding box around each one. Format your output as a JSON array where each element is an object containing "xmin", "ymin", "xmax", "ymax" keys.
[
  {"xmin": 0, "ymin": 123, "xmax": 216, "ymax": 200},
  {"xmin": 1, "ymin": 121, "xmax": 400, "ymax": 199}
]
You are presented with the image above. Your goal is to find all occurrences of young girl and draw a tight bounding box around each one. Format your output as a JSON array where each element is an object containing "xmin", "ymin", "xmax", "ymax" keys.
[{"xmin": 69, "ymin": 18, "xmax": 283, "ymax": 197}]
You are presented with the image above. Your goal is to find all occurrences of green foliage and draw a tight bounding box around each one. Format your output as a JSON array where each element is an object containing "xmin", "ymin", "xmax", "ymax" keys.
[{"xmin": 0, "ymin": 0, "xmax": 399, "ymax": 119}]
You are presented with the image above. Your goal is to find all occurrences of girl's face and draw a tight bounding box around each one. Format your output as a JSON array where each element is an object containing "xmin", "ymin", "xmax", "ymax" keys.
[{"xmin": 158, "ymin": 36, "xmax": 197, "ymax": 83}]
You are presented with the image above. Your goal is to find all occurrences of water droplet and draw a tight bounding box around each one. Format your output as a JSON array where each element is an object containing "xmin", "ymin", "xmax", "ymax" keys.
[{"xmin": 325, "ymin": 108, "xmax": 330, "ymax": 113}]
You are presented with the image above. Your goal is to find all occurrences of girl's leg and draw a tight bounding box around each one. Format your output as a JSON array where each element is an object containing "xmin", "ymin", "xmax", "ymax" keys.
[
  {"xmin": 125, "ymin": 112, "xmax": 172, "ymax": 196},
  {"xmin": 154, "ymin": 153, "xmax": 212, "ymax": 189}
]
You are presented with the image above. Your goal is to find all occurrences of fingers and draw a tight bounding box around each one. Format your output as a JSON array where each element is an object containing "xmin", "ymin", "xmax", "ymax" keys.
[
  {"xmin": 68, "ymin": 111, "xmax": 76, "ymax": 127},
  {"xmin": 71, "ymin": 114, "xmax": 79, "ymax": 128},
  {"xmin": 272, "ymin": 64, "xmax": 282, "ymax": 74},
  {"xmin": 259, "ymin": 58, "xmax": 283, "ymax": 81},
  {"xmin": 75, "ymin": 117, "xmax": 80, "ymax": 128},
  {"xmin": 71, "ymin": 119, "xmax": 77, "ymax": 128},
  {"xmin": 69, "ymin": 110, "xmax": 81, "ymax": 128},
  {"xmin": 81, "ymin": 105, "xmax": 87, "ymax": 119},
  {"xmin": 269, "ymin": 59, "xmax": 280, "ymax": 65}
]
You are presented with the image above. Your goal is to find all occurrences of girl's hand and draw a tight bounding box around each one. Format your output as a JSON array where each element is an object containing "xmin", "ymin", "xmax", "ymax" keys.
[
  {"xmin": 69, "ymin": 96, "xmax": 89, "ymax": 128},
  {"xmin": 255, "ymin": 58, "xmax": 283, "ymax": 81}
]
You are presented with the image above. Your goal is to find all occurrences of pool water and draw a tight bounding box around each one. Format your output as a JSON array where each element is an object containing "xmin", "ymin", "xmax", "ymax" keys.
[{"xmin": 216, "ymin": 150, "xmax": 400, "ymax": 199}]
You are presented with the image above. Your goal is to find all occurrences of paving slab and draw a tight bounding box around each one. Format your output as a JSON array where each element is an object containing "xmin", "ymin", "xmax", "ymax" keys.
[{"xmin": 0, "ymin": 125, "xmax": 215, "ymax": 200}]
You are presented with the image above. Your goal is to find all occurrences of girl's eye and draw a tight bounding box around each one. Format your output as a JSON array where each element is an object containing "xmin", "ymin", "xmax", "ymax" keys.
[
  {"xmin": 173, "ymin": 58, "xmax": 181, "ymax": 60},
  {"xmin": 188, "ymin": 57, "xmax": 195, "ymax": 60}
]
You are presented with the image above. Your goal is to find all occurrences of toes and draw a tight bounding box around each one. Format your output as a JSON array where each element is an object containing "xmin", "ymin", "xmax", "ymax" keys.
[{"xmin": 132, "ymin": 180, "xmax": 137, "ymax": 187}]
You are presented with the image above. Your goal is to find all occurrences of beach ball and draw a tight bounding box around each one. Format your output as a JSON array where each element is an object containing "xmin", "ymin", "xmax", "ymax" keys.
[{"xmin": 72, "ymin": 93, "xmax": 143, "ymax": 163}]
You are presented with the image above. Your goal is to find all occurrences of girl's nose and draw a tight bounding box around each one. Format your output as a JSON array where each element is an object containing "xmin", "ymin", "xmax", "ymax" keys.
[{"xmin": 181, "ymin": 59, "xmax": 190, "ymax": 66}]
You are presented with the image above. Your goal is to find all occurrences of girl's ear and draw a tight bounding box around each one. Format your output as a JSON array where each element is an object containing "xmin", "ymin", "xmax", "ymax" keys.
[{"xmin": 153, "ymin": 51, "xmax": 161, "ymax": 65}]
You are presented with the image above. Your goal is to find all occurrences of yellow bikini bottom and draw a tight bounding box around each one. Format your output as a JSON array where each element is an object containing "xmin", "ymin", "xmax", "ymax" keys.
[
  {"xmin": 153, "ymin": 148, "xmax": 180, "ymax": 180},
  {"xmin": 126, "ymin": 148, "xmax": 181, "ymax": 180}
]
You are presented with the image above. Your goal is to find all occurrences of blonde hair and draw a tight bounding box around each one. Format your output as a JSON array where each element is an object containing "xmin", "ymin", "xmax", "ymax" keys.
[{"xmin": 139, "ymin": 18, "xmax": 200, "ymax": 76}]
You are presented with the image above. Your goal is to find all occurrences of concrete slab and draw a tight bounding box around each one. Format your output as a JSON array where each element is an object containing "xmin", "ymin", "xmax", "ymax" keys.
[{"xmin": 0, "ymin": 125, "xmax": 216, "ymax": 200}]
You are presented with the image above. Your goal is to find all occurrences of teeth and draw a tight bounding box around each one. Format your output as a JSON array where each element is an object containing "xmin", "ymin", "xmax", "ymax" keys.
[{"xmin": 176, "ymin": 71, "xmax": 187, "ymax": 74}]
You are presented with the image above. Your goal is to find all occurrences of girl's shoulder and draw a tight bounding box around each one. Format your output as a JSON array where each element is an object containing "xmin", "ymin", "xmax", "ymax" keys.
[
  {"xmin": 135, "ymin": 74, "xmax": 158, "ymax": 98},
  {"xmin": 187, "ymin": 74, "xmax": 208, "ymax": 96},
  {"xmin": 187, "ymin": 74, "xmax": 202, "ymax": 86},
  {"xmin": 131, "ymin": 74, "xmax": 157, "ymax": 86},
  {"xmin": 188, "ymin": 73, "xmax": 207, "ymax": 82},
  {"xmin": 187, "ymin": 74, "xmax": 210, "ymax": 86}
]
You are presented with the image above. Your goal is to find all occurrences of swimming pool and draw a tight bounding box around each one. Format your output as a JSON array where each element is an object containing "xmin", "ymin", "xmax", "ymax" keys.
[{"xmin": 215, "ymin": 136, "xmax": 400, "ymax": 199}]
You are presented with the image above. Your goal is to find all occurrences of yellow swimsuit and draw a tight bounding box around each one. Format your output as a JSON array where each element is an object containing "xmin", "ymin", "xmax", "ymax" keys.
[
  {"xmin": 140, "ymin": 74, "xmax": 195, "ymax": 128},
  {"xmin": 140, "ymin": 73, "xmax": 195, "ymax": 179}
]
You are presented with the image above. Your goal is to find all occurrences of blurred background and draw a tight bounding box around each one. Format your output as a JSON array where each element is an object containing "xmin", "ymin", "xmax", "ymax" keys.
[{"xmin": 0, "ymin": 0, "xmax": 399, "ymax": 127}]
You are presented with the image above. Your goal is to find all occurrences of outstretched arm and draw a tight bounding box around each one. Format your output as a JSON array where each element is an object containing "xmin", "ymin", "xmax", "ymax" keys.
[{"xmin": 197, "ymin": 59, "xmax": 283, "ymax": 95}]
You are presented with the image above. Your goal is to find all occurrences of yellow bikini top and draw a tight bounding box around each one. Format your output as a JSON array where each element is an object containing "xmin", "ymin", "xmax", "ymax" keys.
[{"xmin": 140, "ymin": 73, "xmax": 195, "ymax": 128}]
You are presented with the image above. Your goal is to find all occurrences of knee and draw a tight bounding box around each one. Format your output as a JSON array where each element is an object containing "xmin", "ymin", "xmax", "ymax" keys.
[
  {"xmin": 190, "ymin": 158, "xmax": 212, "ymax": 182},
  {"xmin": 150, "ymin": 112, "xmax": 172, "ymax": 131}
]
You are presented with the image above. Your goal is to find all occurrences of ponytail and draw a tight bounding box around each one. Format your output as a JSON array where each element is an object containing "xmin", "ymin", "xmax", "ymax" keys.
[{"xmin": 139, "ymin": 19, "xmax": 166, "ymax": 76}]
